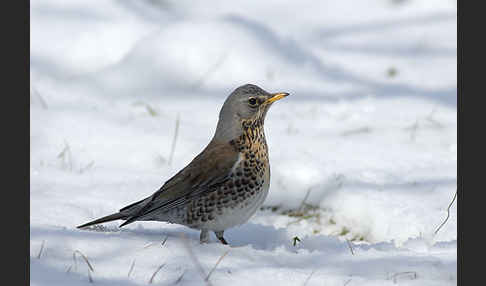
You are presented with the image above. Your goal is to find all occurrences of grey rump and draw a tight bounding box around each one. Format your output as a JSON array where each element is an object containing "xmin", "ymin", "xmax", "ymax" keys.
[{"xmin": 77, "ymin": 84, "xmax": 289, "ymax": 244}]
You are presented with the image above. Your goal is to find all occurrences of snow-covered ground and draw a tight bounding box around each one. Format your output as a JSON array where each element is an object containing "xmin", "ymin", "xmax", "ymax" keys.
[{"xmin": 30, "ymin": 0, "xmax": 457, "ymax": 285}]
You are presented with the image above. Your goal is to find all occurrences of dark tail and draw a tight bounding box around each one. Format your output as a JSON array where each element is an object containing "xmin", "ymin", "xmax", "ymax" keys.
[{"xmin": 77, "ymin": 212, "xmax": 126, "ymax": 229}]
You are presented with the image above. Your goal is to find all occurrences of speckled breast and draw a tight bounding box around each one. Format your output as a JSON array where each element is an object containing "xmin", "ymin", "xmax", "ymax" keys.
[{"xmin": 183, "ymin": 117, "xmax": 271, "ymax": 230}]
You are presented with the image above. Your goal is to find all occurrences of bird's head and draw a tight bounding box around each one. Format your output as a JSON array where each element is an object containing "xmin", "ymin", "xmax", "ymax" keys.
[{"xmin": 214, "ymin": 84, "xmax": 289, "ymax": 141}]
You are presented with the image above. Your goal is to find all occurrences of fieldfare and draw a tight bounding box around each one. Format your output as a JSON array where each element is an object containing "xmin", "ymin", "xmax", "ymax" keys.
[{"xmin": 77, "ymin": 84, "xmax": 289, "ymax": 244}]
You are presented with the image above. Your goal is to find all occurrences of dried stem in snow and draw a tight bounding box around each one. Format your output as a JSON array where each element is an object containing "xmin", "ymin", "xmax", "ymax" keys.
[
  {"xmin": 149, "ymin": 263, "xmax": 166, "ymax": 284},
  {"xmin": 434, "ymin": 189, "xmax": 457, "ymax": 235},
  {"xmin": 205, "ymin": 250, "xmax": 230, "ymax": 281},
  {"xmin": 168, "ymin": 114, "xmax": 180, "ymax": 166},
  {"xmin": 128, "ymin": 259, "xmax": 136, "ymax": 278},
  {"xmin": 346, "ymin": 239, "xmax": 355, "ymax": 256},
  {"xmin": 37, "ymin": 240, "xmax": 45, "ymax": 259},
  {"xmin": 180, "ymin": 233, "xmax": 213, "ymax": 286},
  {"xmin": 302, "ymin": 269, "xmax": 316, "ymax": 286}
]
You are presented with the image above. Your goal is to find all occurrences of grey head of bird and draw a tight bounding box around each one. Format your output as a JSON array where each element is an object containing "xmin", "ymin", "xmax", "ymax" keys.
[{"xmin": 213, "ymin": 84, "xmax": 289, "ymax": 142}]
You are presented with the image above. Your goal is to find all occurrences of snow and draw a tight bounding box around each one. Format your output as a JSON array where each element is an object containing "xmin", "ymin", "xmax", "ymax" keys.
[{"xmin": 30, "ymin": 0, "xmax": 457, "ymax": 285}]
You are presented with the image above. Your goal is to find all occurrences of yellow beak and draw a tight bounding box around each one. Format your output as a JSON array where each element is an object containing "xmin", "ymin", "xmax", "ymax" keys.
[{"xmin": 265, "ymin": 92, "xmax": 289, "ymax": 104}]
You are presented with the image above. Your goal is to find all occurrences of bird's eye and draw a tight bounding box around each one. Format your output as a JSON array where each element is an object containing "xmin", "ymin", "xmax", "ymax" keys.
[{"xmin": 248, "ymin": 97, "xmax": 257, "ymax": 106}]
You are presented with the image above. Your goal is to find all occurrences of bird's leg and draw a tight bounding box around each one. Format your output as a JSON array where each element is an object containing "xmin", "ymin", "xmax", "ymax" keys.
[
  {"xmin": 214, "ymin": 231, "xmax": 228, "ymax": 245},
  {"xmin": 200, "ymin": 229, "xmax": 209, "ymax": 244}
]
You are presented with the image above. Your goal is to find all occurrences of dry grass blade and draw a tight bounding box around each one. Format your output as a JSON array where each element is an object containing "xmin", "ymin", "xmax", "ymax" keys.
[
  {"xmin": 427, "ymin": 118, "xmax": 443, "ymax": 128},
  {"xmin": 405, "ymin": 120, "xmax": 419, "ymax": 141},
  {"xmin": 302, "ymin": 269, "xmax": 316, "ymax": 286},
  {"xmin": 58, "ymin": 140, "xmax": 73, "ymax": 171},
  {"xmin": 346, "ymin": 239, "xmax": 355, "ymax": 256},
  {"xmin": 143, "ymin": 242, "xmax": 156, "ymax": 249},
  {"xmin": 425, "ymin": 106, "xmax": 444, "ymax": 129},
  {"xmin": 132, "ymin": 101, "xmax": 158, "ymax": 116},
  {"xmin": 340, "ymin": 127, "xmax": 371, "ymax": 137},
  {"xmin": 79, "ymin": 161, "xmax": 95, "ymax": 173},
  {"xmin": 390, "ymin": 271, "xmax": 417, "ymax": 283},
  {"xmin": 298, "ymin": 188, "xmax": 312, "ymax": 214},
  {"xmin": 37, "ymin": 240, "xmax": 45, "ymax": 259},
  {"xmin": 149, "ymin": 263, "xmax": 166, "ymax": 284},
  {"xmin": 146, "ymin": 104, "xmax": 158, "ymax": 117},
  {"xmin": 174, "ymin": 270, "xmax": 186, "ymax": 284},
  {"xmin": 168, "ymin": 114, "xmax": 180, "ymax": 166},
  {"xmin": 180, "ymin": 233, "xmax": 213, "ymax": 286},
  {"xmin": 72, "ymin": 251, "xmax": 78, "ymax": 271},
  {"xmin": 73, "ymin": 250, "xmax": 95, "ymax": 272},
  {"xmin": 287, "ymin": 217, "xmax": 304, "ymax": 226},
  {"xmin": 31, "ymin": 85, "xmax": 48, "ymax": 109},
  {"xmin": 161, "ymin": 235, "xmax": 169, "ymax": 246},
  {"xmin": 128, "ymin": 259, "xmax": 136, "ymax": 278},
  {"xmin": 205, "ymin": 250, "xmax": 230, "ymax": 282},
  {"xmin": 88, "ymin": 268, "xmax": 94, "ymax": 283},
  {"xmin": 434, "ymin": 189, "xmax": 457, "ymax": 235},
  {"xmin": 57, "ymin": 144, "xmax": 69, "ymax": 159}
]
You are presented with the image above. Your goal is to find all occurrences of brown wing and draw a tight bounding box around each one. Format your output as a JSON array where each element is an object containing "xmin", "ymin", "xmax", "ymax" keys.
[{"xmin": 119, "ymin": 140, "xmax": 239, "ymax": 227}]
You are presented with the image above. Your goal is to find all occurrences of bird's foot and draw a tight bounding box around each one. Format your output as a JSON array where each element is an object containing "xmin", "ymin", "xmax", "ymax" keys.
[
  {"xmin": 214, "ymin": 231, "xmax": 228, "ymax": 245},
  {"xmin": 200, "ymin": 229, "xmax": 210, "ymax": 244}
]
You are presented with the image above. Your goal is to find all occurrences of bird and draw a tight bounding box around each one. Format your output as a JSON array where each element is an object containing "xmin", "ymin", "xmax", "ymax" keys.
[{"xmin": 77, "ymin": 84, "xmax": 289, "ymax": 244}]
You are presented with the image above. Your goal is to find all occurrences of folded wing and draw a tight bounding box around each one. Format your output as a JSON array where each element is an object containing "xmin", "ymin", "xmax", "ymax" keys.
[{"xmin": 119, "ymin": 140, "xmax": 238, "ymax": 227}]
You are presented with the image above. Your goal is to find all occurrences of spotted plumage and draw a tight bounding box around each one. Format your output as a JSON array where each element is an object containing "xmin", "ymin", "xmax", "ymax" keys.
[{"xmin": 77, "ymin": 84, "xmax": 289, "ymax": 244}]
